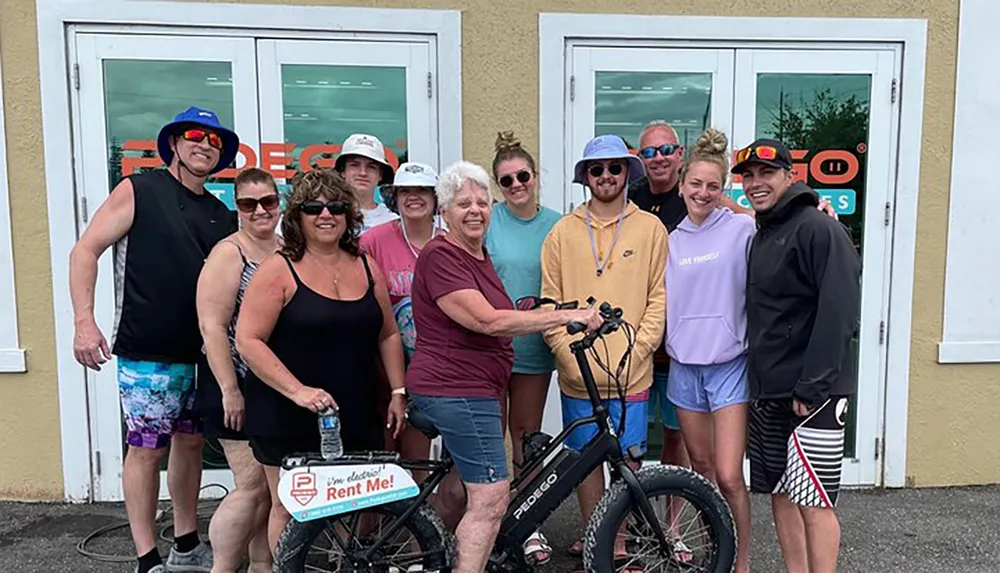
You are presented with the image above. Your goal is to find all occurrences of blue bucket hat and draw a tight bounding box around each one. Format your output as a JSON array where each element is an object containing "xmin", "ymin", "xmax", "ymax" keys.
[
  {"xmin": 572, "ymin": 134, "xmax": 646, "ymax": 187},
  {"xmin": 157, "ymin": 106, "xmax": 240, "ymax": 174}
]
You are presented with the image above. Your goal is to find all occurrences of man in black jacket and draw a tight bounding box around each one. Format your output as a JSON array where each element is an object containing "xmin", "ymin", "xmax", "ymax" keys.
[{"xmin": 734, "ymin": 138, "xmax": 861, "ymax": 573}]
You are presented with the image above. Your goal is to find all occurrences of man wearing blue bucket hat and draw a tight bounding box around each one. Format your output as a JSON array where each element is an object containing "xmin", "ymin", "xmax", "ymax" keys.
[
  {"xmin": 540, "ymin": 134, "xmax": 667, "ymax": 565},
  {"xmin": 70, "ymin": 106, "xmax": 239, "ymax": 573}
]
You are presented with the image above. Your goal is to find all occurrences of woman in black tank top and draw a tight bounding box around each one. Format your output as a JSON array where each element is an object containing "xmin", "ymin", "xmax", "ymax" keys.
[{"xmin": 235, "ymin": 169, "xmax": 408, "ymax": 554}]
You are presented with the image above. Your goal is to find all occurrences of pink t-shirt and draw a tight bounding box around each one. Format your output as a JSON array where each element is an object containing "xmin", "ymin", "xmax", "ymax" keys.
[
  {"xmin": 360, "ymin": 221, "xmax": 419, "ymax": 358},
  {"xmin": 405, "ymin": 236, "xmax": 515, "ymax": 399}
]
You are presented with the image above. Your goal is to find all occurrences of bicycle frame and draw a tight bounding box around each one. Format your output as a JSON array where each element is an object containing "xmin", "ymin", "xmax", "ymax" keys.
[{"xmin": 487, "ymin": 337, "xmax": 673, "ymax": 568}]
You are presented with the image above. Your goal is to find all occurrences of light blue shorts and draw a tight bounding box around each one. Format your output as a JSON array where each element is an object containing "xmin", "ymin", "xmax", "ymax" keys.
[
  {"xmin": 560, "ymin": 392, "xmax": 648, "ymax": 454},
  {"xmin": 648, "ymin": 366, "xmax": 681, "ymax": 431},
  {"xmin": 667, "ymin": 354, "xmax": 750, "ymax": 413}
]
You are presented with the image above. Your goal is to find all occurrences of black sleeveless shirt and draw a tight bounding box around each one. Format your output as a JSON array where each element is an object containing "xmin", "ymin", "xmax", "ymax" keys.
[
  {"xmin": 112, "ymin": 170, "xmax": 236, "ymax": 364},
  {"xmin": 243, "ymin": 254, "xmax": 384, "ymax": 444}
]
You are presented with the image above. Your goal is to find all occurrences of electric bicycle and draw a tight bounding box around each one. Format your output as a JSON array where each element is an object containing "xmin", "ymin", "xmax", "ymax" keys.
[{"xmin": 272, "ymin": 297, "xmax": 736, "ymax": 572}]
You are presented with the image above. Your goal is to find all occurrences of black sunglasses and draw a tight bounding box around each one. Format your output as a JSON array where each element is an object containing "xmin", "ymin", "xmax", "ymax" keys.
[
  {"xmin": 639, "ymin": 144, "xmax": 681, "ymax": 159},
  {"xmin": 588, "ymin": 163, "xmax": 625, "ymax": 178},
  {"xmin": 498, "ymin": 170, "xmax": 532, "ymax": 189},
  {"xmin": 300, "ymin": 200, "xmax": 350, "ymax": 216},
  {"xmin": 235, "ymin": 194, "xmax": 280, "ymax": 214}
]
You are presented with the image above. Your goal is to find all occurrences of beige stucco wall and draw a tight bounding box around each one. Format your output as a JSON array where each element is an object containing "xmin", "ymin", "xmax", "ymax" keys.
[
  {"xmin": 0, "ymin": 0, "xmax": 65, "ymax": 500},
  {"xmin": 0, "ymin": 0, "xmax": 984, "ymax": 499}
]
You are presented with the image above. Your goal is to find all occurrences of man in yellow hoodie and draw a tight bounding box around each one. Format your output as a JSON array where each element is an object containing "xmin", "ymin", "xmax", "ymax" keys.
[{"xmin": 541, "ymin": 134, "xmax": 667, "ymax": 563}]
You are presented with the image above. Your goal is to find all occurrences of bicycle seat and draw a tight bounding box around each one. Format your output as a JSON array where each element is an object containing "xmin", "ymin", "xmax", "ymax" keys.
[{"xmin": 406, "ymin": 404, "xmax": 440, "ymax": 440}]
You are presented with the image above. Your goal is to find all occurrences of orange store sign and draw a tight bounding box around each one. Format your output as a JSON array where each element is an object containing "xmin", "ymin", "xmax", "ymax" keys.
[{"xmin": 119, "ymin": 139, "xmax": 404, "ymax": 179}]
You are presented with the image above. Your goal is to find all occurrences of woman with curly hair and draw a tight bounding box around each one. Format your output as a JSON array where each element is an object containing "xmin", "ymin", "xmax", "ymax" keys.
[{"xmin": 236, "ymin": 168, "xmax": 408, "ymax": 553}]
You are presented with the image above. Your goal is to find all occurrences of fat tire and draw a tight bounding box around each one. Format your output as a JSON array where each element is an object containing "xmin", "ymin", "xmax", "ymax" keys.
[
  {"xmin": 582, "ymin": 465, "xmax": 736, "ymax": 573},
  {"xmin": 273, "ymin": 499, "xmax": 456, "ymax": 572}
]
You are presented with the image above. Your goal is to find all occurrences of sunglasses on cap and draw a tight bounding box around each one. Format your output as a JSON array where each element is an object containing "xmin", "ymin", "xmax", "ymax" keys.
[
  {"xmin": 588, "ymin": 163, "xmax": 625, "ymax": 178},
  {"xmin": 498, "ymin": 170, "xmax": 532, "ymax": 189},
  {"xmin": 639, "ymin": 144, "xmax": 680, "ymax": 159},
  {"xmin": 180, "ymin": 129, "xmax": 224, "ymax": 151},
  {"xmin": 300, "ymin": 199, "xmax": 351, "ymax": 216},
  {"xmin": 235, "ymin": 194, "xmax": 280, "ymax": 214},
  {"xmin": 735, "ymin": 145, "xmax": 779, "ymax": 164}
]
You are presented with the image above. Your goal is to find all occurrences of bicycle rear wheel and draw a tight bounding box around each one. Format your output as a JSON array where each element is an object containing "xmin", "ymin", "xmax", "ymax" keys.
[
  {"xmin": 273, "ymin": 499, "xmax": 455, "ymax": 572},
  {"xmin": 583, "ymin": 465, "xmax": 736, "ymax": 573}
]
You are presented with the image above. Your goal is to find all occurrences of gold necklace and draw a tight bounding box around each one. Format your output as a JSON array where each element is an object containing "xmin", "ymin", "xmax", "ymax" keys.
[{"xmin": 309, "ymin": 251, "xmax": 344, "ymax": 295}]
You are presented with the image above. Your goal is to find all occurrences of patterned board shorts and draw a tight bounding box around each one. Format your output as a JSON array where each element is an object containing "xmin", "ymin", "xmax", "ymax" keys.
[
  {"xmin": 118, "ymin": 358, "xmax": 202, "ymax": 449},
  {"xmin": 748, "ymin": 397, "xmax": 849, "ymax": 509}
]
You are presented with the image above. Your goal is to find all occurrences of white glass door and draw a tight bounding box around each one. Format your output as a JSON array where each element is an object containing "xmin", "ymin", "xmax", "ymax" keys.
[
  {"xmin": 74, "ymin": 33, "xmax": 261, "ymax": 501},
  {"xmin": 733, "ymin": 49, "xmax": 897, "ymax": 485},
  {"xmin": 255, "ymin": 39, "xmax": 436, "ymax": 192},
  {"xmin": 566, "ymin": 47, "xmax": 735, "ymax": 212}
]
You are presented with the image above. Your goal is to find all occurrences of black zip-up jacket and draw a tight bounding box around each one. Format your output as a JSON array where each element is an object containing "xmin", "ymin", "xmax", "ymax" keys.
[{"xmin": 746, "ymin": 182, "xmax": 861, "ymax": 407}]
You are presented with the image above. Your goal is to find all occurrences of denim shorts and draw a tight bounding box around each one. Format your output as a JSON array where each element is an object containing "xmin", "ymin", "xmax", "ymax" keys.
[
  {"xmin": 409, "ymin": 394, "xmax": 508, "ymax": 484},
  {"xmin": 560, "ymin": 392, "xmax": 648, "ymax": 455},
  {"xmin": 648, "ymin": 366, "xmax": 681, "ymax": 431},
  {"xmin": 667, "ymin": 354, "xmax": 750, "ymax": 413}
]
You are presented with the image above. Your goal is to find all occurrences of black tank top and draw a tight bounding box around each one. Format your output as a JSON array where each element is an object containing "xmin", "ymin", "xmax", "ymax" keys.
[
  {"xmin": 243, "ymin": 254, "xmax": 384, "ymax": 440},
  {"xmin": 111, "ymin": 169, "xmax": 236, "ymax": 363}
]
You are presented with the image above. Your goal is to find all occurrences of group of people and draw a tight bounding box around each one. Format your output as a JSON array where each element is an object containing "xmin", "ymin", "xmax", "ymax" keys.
[{"xmin": 68, "ymin": 103, "xmax": 860, "ymax": 573}]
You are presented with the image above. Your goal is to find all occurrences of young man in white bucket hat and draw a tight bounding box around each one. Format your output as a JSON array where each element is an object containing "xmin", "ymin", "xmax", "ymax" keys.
[
  {"xmin": 336, "ymin": 133, "xmax": 399, "ymax": 233},
  {"xmin": 540, "ymin": 134, "xmax": 667, "ymax": 567}
]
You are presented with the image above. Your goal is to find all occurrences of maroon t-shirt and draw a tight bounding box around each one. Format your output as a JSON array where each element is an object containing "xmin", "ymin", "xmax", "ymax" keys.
[{"xmin": 405, "ymin": 236, "xmax": 515, "ymax": 398}]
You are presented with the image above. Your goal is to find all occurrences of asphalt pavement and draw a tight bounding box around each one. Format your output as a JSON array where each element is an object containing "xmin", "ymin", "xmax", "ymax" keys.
[{"xmin": 1, "ymin": 484, "xmax": 998, "ymax": 572}]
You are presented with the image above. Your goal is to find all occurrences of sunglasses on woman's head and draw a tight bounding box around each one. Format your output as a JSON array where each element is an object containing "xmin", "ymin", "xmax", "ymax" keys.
[
  {"xmin": 180, "ymin": 128, "xmax": 224, "ymax": 150},
  {"xmin": 588, "ymin": 163, "xmax": 624, "ymax": 178},
  {"xmin": 235, "ymin": 194, "xmax": 280, "ymax": 214},
  {"xmin": 300, "ymin": 199, "xmax": 350, "ymax": 216},
  {"xmin": 639, "ymin": 144, "xmax": 680, "ymax": 159},
  {"xmin": 498, "ymin": 170, "xmax": 532, "ymax": 189}
]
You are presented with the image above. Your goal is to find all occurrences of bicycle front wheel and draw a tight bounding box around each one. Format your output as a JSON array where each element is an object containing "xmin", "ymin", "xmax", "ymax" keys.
[
  {"xmin": 273, "ymin": 499, "xmax": 455, "ymax": 572},
  {"xmin": 583, "ymin": 465, "xmax": 736, "ymax": 573}
]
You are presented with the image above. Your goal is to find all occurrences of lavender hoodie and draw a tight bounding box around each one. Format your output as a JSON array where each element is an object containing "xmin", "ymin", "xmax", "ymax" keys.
[{"xmin": 665, "ymin": 207, "xmax": 756, "ymax": 366}]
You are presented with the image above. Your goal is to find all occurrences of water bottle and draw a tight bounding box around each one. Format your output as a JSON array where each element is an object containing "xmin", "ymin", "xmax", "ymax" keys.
[{"xmin": 318, "ymin": 407, "xmax": 344, "ymax": 459}]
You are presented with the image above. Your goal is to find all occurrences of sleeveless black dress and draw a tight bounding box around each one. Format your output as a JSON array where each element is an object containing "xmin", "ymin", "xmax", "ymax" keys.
[{"xmin": 244, "ymin": 253, "xmax": 385, "ymax": 466}]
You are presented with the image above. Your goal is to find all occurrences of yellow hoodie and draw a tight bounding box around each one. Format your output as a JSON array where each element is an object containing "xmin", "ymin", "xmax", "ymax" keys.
[{"xmin": 540, "ymin": 200, "xmax": 667, "ymax": 400}]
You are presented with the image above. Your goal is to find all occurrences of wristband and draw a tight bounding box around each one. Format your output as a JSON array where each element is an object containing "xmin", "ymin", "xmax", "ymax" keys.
[{"xmin": 391, "ymin": 387, "xmax": 407, "ymax": 396}]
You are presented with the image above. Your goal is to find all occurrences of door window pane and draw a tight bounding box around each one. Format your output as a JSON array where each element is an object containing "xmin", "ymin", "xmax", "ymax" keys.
[
  {"xmin": 279, "ymin": 64, "xmax": 408, "ymax": 204},
  {"xmin": 594, "ymin": 71, "xmax": 713, "ymax": 151},
  {"xmin": 103, "ymin": 59, "xmax": 235, "ymax": 471},
  {"xmin": 593, "ymin": 71, "xmax": 713, "ymax": 463},
  {"xmin": 749, "ymin": 73, "xmax": 872, "ymax": 457}
]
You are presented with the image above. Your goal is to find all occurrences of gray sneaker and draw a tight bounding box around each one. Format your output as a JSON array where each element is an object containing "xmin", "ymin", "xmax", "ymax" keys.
[
  {"xmin": 165, "ymin": 542, "xmax": 213, "ymax": 572},
  {"xmin": 135, "ymin": 566, "xmax": 165, "ymax": 573}
]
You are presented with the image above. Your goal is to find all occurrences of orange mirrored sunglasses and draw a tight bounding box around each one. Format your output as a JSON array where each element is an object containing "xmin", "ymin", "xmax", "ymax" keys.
[
  {"xmin": 735, "ymin": 145, "xmax": 778, "ymax": 164},
  {"xmin": 181, "ymin": 129, "xmax": 224, "ymax": 150}
]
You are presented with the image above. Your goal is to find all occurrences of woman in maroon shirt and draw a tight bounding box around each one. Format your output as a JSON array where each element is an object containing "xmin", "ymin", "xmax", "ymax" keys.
[{"xmin": 406, "ymin": 160, "xmax": 599, "ymax": 573}]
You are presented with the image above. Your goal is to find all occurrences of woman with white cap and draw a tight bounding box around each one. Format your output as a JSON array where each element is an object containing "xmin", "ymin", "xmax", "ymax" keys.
[
  {"xmin": 360, "ymin": 162, "xmax": 445, "ymax": 460},
  {"xmin": 336, "ymin": 133, "xmax": 400, "ymax": 233}
]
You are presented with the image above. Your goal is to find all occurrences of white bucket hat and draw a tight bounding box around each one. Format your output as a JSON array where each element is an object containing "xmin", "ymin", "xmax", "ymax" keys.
[
  {"xmin": 380, "ymin": 162, "xmax": 439, "ymax": 213},
  {"xmin": 392, "ymin": 162, "xmax": 438, "ymax": 188},
  {"xmin": 335, "ymin": 133, "xmax": 395, "ymax": 184}
]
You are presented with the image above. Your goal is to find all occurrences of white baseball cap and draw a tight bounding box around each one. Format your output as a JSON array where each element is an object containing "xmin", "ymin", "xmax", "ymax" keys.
[
  {"xmin": 335, "ymin": 133, "xmax": 395, "ymax": 183},
  {"xmin": 392, "ymin": 162, "xmax": 438, "ymax": 188}
]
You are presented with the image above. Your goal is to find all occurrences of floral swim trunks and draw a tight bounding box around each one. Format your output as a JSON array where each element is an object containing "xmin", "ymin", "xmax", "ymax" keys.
[{"xmin": 118, "ymin": 358, "xmax": 201, "ymax": 449}]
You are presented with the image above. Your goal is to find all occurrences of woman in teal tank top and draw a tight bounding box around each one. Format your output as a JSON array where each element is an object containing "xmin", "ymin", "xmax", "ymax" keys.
[{"xmin": 483, "ymin": 131, "xmax": 562, "ymax": 565}]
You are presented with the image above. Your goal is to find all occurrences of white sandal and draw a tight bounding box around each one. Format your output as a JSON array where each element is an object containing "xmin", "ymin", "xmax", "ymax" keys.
[{"xmin": 523, "ymin": 530, "xmax": 553, "ymax": 565}]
